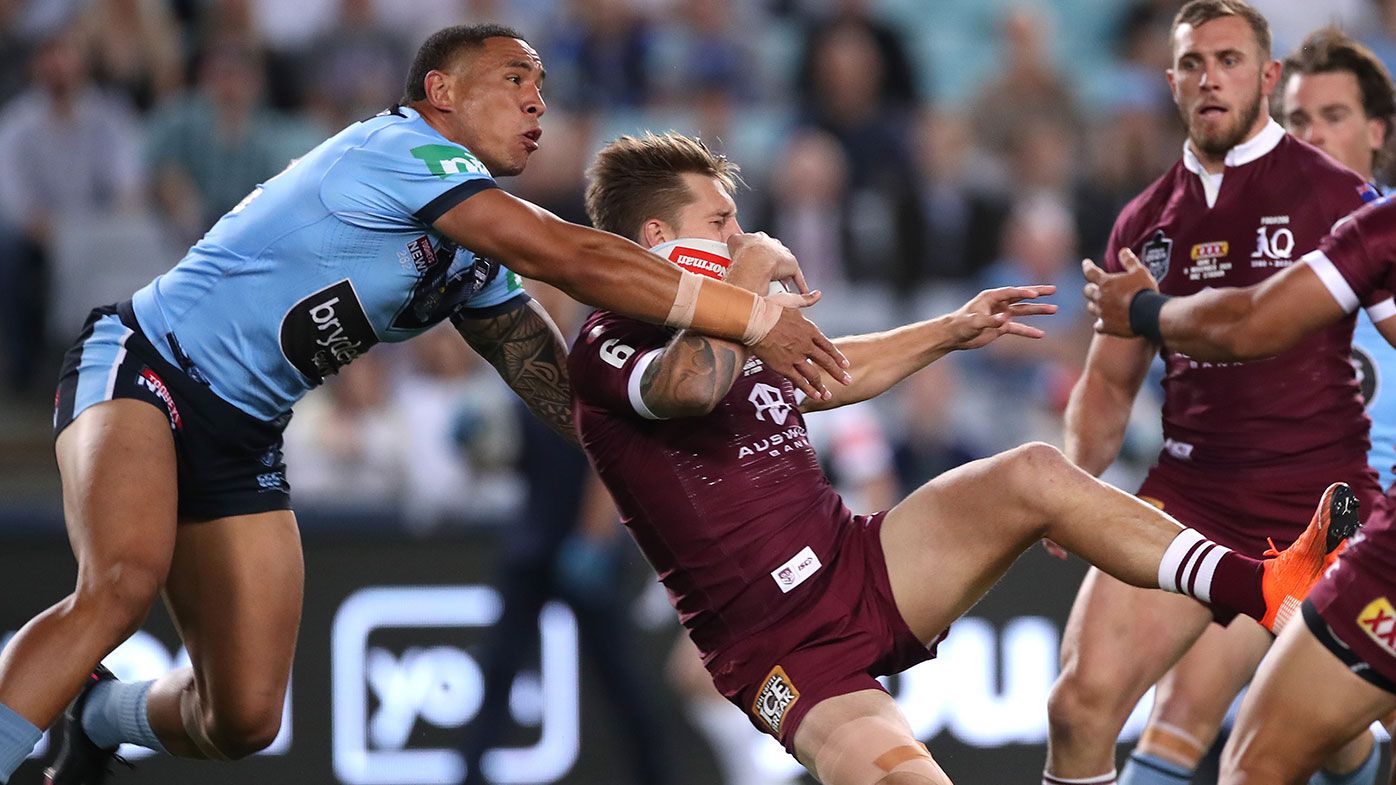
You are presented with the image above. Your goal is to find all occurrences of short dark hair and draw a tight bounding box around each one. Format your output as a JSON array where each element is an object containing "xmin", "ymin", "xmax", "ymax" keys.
[
  {"xmin": 1172, "ymin": 0, "xmax": 1271, "ymax": 58},
  {"xmin": 1283, "ymin": 27, "xmax": 1396, "ymax": 155},
  {"xmin": 402, "ymin": 24, "xmax": 527, "ymax": 103},
  {"xmin": 585, "ymin": 132, "xmax": 743, "ymax": 241}
]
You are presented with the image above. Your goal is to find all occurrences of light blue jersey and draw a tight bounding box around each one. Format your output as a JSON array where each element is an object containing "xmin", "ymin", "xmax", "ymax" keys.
[
  {"xmin": 1353, "ymin": 306, "xmax": 1396, "ymax": 488},
  {"xmin": 131, "ymin": 106, "xmax": 526, "ymax": 421}
]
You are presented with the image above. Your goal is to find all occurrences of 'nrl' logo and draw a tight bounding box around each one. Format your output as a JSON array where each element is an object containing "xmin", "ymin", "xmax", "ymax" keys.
[{"xmin": 410, "ymin": 144, "xmax": 489, "ymax": 178}]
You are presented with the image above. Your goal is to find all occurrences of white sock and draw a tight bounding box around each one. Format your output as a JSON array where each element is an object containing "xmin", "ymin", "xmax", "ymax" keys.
[
  {"xmin": 1157, "ymin": 528, "xmax": 1230, "ymax": 603},
  {"xmin": 1044, "ymin": 771, "xmax": 1118, "ymax": 785}
]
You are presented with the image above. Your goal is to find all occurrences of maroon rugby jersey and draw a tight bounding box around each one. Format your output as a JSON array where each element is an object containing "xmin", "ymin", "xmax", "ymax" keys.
[
  {"xmin": 1108, "ymin": 120, "xmax": 1370, "ymax": 469},
  {"xmin": 570, "ymin": 309, "xmax": 849, "ymax": 658},
  {"xmin": 1305, "ymin": 199, "xmax": 1396, "ymax": 617}
]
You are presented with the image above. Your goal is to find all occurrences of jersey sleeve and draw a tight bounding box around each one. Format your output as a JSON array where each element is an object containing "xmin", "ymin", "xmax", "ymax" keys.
[
  {"xmin": 1102, "ymin": 202, "xmax": 1138, "ymax": 274},
  {"xmin": 1303, "ymin": 202, "xmax": 1392, "ymax": 314},
  {"xmin": 570, "ymin": 315, "xmax": 674, "ymax": 419},
  {"xmin": 322, "ymin": 123, "xmax": 498, "ymax": 231}
]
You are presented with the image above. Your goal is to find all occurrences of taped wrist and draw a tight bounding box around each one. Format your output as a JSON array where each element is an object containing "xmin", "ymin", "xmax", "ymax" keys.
[
  {"xmin": 664, "ymin": 270, "xmax": 703, "ymax": 329},
  {"xmin": 669, "ymin": 274, "xmax": 778, "ymax": 345},
  {"xmin": 1128, "ymin": 289, "xmax": 1172, "ymax": 343}
]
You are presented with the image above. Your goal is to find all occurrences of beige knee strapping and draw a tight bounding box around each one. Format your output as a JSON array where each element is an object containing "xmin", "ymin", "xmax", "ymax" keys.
[
  {"xmin": 1139, "ymin": 721, "xmax": 1208, "ymax": 766},
  {"xmin": 811, "ymin": 716, "xmax": 948, "ymax": 785}
]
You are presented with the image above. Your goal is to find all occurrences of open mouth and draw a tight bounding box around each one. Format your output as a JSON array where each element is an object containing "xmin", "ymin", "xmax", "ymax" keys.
[
  {"xmin": 522, "ymin": 128, "xmax": 542, "ymax": 151},
  {"xmin": 1198, "ymin": 105, "xmax": 1228, "ymax": 118}
]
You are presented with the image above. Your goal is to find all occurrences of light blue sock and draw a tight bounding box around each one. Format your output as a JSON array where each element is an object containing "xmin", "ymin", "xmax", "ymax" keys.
[
  {"xmin": 80, "ymin": 679, "xmax": 166, "ymax": 753},
  {"xmin": 1310, "ymin": 739, "xmax": 1381, "ymax": 785},
  {"xmin": 1119, "ymin": 750, "xmax": 1193, "ymax": 785},
  {"xmin": 0, "ymin": 701, "xmax": 43, "ymax": 783}
]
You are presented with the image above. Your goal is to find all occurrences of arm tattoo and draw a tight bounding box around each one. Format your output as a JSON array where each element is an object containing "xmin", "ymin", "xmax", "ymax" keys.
[
  {"xmin": 640, "ymin": 333, "xmax": 744, "ymax": 417},
  {"xmin": 455, "ymin": 301, "xmax": 578, "ymax": 445}
]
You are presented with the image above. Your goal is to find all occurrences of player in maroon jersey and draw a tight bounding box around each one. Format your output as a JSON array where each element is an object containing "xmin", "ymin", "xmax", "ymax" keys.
[
  {"xmin": 571, "ymin": 130, "xmax": 1354, "ymax": 785},
  {"xmin": 1085, "ymin": 195, "xmax": 1396, "ymax": 784},
  {"xmin": 1043, "ymin": 5, "xmax": 1385, "ymax": 785},
  {"xmin": 1121, "ymin": 26, "xmax": 1396, "ymax": 785}
]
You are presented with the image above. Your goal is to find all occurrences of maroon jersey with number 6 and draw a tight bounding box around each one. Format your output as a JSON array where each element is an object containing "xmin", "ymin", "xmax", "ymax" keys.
[
  {"xmin": 1107, "ymin": 121, "xmax": 1371, "ymax": 472},
  {"xmin": 569, "ymin": 310, "xmax": 856, "ymax": 658}
]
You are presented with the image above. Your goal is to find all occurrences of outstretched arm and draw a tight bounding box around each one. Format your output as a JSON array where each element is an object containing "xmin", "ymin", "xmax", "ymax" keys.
[
  {"xmin": 1084, "ymin": 248, "xmax": 1347, "ymax": 361},
  {"xmin": 434, "ymin": 189, "xmax": 849, "ymax": 400},
  {"xmin": 453, "ymin": 298, "xmax": 577, "ymax": 445},
  {"xmin": 800, "ymin": 286, "xmax": 1058, "ymax": 412}
]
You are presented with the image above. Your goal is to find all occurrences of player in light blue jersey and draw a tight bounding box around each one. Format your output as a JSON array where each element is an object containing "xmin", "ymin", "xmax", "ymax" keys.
[
  {"xmin": 0, "ymin": 24, "xmax": 853, "ymax": 785},
  {"xmin": 1117, "ymin": 26, "xmax": 1396, "ymax": 785}
]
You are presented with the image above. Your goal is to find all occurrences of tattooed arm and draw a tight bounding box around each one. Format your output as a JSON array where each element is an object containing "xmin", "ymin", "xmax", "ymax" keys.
[
  {"xmin": 453, "ymin": 298, "xmax": 578, "ymax": 445},
  {"xmin": 636, "ymin": 253, "xmax": 778, "ymax": 418}
]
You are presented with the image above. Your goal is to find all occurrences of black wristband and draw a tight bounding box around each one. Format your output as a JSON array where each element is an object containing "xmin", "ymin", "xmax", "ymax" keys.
[{"xmin": 1128, "ymin": 289, "xmax": 1172, "ymax": 343}]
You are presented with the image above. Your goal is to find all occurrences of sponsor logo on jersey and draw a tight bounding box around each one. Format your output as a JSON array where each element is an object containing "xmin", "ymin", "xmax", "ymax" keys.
[
  {"xmin": 410, "ymin": 144, "xmax": 489, "ymax": 178},
  {"xmin": 398, "ymin": 236, "xmax": 436, "ymax": 274},
  {"xmin": 749, "ymin": 383, "xmax": 792, "ymax": 425},
  {"xmin": 280, "ymin": 280, "xmax": 378, "ymax": 383},
  {"xmin": 1190, "ymin": 241, "xmax": 1228, "ymax": 260},
  {"xmin": 752, "ymin": 666, "xmax": 800, "ymax": 736},
  {"xmin": 136, "ymin": 367, "xmax": 183, "ymax": 430},
  {"xmin": 1359, "ymin": 183, "xmax": 1382, "ymax": 203},
  {"xmin": 1141, "ymin": 229, "xmax": 1172, "ymax": 280},
  {"xmin": 1252, "ymin": 215, "xmax": 1296, "ymax": 266},
  {"xmin": 1357, "ymin": 597, "xmax": 1396, "ymax": 656},
  {"xmin": 1163, "ymin": 438, "xmax": 1193, "ymax": 460},
  {"xmin": 736, "ymin": 425, "xmax": 810, "ymax": 459},
  {"xmin": 771, "ymin": 546, "xmax": 822, "ymax": 593},
  {"xmin": 741, "ymin": 357, "xmax": 764, "ymax": 377}
]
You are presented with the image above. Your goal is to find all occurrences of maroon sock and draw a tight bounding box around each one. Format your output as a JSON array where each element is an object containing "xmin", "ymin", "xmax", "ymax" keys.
[{"xmin": 1203, "ymin": 552, "xmax": 1265, "ymax": 622}]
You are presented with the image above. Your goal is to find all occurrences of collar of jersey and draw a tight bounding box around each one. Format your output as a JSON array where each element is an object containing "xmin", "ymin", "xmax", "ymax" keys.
[{"xmin": 1182, "ymin": 117, "xmax": 1285, "ymax": 175}]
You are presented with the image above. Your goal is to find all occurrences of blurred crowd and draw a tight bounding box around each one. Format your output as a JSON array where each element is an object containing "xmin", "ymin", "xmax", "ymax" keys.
[{"xmin": 1, "ymin": 0, "xmax": 1391, "ymax": 526}]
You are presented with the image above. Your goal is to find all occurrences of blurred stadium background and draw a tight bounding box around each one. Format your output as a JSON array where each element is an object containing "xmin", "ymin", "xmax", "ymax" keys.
[{"xmin": 0, "ymin": 0, "xmax": 1387, "ymax": 782}]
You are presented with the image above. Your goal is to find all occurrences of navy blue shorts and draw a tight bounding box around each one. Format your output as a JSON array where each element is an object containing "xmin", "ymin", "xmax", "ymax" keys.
[{"xmin": 53, "ymin": 302, "xmax": 292, "ymax": 521}]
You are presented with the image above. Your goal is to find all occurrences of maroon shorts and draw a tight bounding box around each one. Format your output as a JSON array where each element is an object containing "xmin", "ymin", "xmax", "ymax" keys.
[
  {"xmin": 1307, "ymin": 496, "xmax": 1396, "ymax": 689},
  {"xmin": 705, "ymin": 511, "xmax": 939, "ymax": 754},
  {"xmin": 1136, "ymin": 456, "xmax": 1383, "ymax": 556}
]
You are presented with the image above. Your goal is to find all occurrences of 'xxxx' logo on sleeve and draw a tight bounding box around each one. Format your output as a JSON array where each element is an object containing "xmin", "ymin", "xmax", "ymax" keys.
[{"xmin": 1357, "ymin": 596, "xmax": 1396, "ymax": 655}]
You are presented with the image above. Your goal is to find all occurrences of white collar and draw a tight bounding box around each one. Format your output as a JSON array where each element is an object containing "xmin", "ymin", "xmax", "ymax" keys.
[{"xmin": 1182, "ymin": 117, "xmax": 1286, "ymax": 175}]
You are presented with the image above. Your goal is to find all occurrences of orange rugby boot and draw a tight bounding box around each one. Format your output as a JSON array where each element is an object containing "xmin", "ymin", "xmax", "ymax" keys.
[{"xmin": 1258, "ymin": 482, "xmax": 1361, "ymax": 634}]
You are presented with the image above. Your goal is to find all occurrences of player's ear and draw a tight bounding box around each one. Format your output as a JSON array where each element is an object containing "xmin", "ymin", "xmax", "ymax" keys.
[
  {"xmin": 1259, "ymin": 58, "xmax": 1282, "ymax": 97},
  {"xmin": 1367, "ymin": 116, "xmax": 1388, "ymax": 154},
  {"xmin": 423, "ymin": 69, "xmax": 454, "ymax": 112},
  {"xmin": 641, "ymin": 218, "xmax": 670, "ymax": 248}
]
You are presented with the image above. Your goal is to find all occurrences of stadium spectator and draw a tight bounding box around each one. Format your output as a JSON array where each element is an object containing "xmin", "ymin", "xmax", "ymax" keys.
[
  {"xmin": 969, "ymin": 5, "xmax": 1082, "ymax": 160},
  {"xmin": 969, "ymin": 194, "xmax": 1090, "ymax": 450},
  {"xmin": 909, "ymin": 110, "xmax": 1011, "ymax": 280},
  {"xmin": 301, "ymin": 0, "xmax": 411, "ymax": 132},
  {"xmin": 753, "ymin": 127, "xmax": 854, "ymax": 289},
  {"xmin": 77, "ymin": 0, "xmax": 183, "ymax": 112},
  {"xmin": 280, "ymin": 351, "xmax": 409, "ymax": 513},
  {"xmin": 145, "ymin": 36, "xmax": 322, "ymax": 240},
  {"xmin": 0, "ymin": 24, "xmax": 144, "ymax": 393}
]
